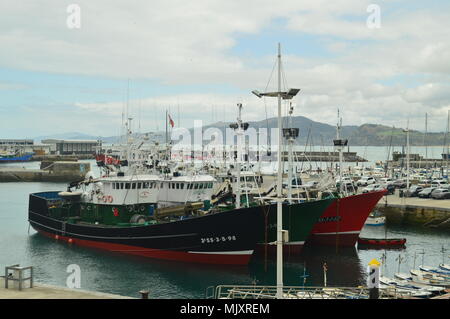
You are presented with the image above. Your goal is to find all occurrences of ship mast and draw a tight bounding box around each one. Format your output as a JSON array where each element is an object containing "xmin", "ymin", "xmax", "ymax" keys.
[
  {"xmin": 230, "ymin": 103, "xmax": 249, "ymax": 209},
  {"xmin": 252, "ymin": 43, "xmax": 300, "ymax": 299},
  {"xmin": 283, "ymin": 103, "xmax": 299, "ymax": 203},
  {"xmin": 333, "ymin": 110, "xmax": 348, "ymax": 195}
]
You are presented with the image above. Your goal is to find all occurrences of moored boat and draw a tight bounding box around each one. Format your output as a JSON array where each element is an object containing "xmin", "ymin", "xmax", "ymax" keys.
[
  {"xmin": 0, "ymin": 152, "xmax": 33, "ymax": 163},
  {"xmin": 28, "ymin": 190, "xmax": 265, "ymax": 265},
  {"xmin": 418, "ymin": 265, "xmax": 450, "ymax": 277},
  {"xmin": 409, "ymin": 269, "xmax": 450, "ymax": 287},
  {"xmin": 439, "ymin": 263, "xmax": 450, "ymax": 272},
  {"xmin": 357, "ymin": 237, "xmax": 406, "ymax": 247},
  {"xmin": 256, "ymin": 198, "xmax": 335, "ymax": 255},
  {"xmin": 306, "ymin": 190, "xmax": 386, "ymax": 247},
  {"xmin": 364, "ymin": 210, "xmax": 386, "ymax": 226}
]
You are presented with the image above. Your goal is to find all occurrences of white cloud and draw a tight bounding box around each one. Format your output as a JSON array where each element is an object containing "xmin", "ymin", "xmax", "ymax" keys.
[{"xmin": 1, "ymin": 0, "xmax": 450, "ymax": 136}]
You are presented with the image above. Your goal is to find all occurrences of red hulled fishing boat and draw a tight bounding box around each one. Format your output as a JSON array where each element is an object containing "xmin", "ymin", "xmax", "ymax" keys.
[{"xmin": 306, "ymin": 190, "xmax": 386, "ymax": 247}]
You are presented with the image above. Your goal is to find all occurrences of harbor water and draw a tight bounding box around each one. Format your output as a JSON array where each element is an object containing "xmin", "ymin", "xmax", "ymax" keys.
[{"xmin": 0, "ymin": 147, "xmax": 449, "ymax": 299}]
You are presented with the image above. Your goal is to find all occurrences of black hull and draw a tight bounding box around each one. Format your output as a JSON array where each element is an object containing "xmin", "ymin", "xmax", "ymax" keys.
[{"xmin": 28, "ymin": 192, "xmax": 265, "ymax": 265}]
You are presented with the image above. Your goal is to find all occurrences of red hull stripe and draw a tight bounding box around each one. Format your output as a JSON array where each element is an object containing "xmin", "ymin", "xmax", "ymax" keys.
[{"xmin": 37, "ymin": 230, "xmax": 252, "ymax": 265}]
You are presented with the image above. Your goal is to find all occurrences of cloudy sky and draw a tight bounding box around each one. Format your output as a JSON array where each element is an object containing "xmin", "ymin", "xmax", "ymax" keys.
[{"xmin": 1, "ymin": 0, "xmax": 449, "ymax": 139}]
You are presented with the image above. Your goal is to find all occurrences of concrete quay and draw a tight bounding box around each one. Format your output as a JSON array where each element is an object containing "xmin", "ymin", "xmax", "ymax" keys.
[
  {"xmin": 0, "ymin": 277, "xmax": 133, "ymax": 299},
  {"xmin": 0, "ymin": 161, "xmax": 90, "ymax": 182},
  {"xmin": 376, "ymin": 193, "xmax": 450, "ymax": 229}
]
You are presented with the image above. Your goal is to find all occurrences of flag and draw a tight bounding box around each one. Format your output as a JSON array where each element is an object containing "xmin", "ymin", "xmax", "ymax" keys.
[{"xmin": 168, "ymin": 114, "xmax": 174, "ymax": 128}]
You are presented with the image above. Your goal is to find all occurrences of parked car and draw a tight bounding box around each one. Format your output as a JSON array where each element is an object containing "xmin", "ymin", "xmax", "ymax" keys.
[
  {"xmin": 431, "ymin": 188, "xmax": 450, "ymax": 199},
  {"xmin": 362, "ymin": 183, "xmax": 384, "ymax": 193},
  {"xmin": 336, "ymin": 176, "xmax": 353, "ymax": 184},
  {"xmin": 393, "ymin": 179, "xmax": 407, "ymax": 188},
  {"xmin": 378, "ymin": 177, "xmax": 394, "ymax": 185},
  {"xmin": 431, "ymin": 180, "xmax": 449, "ymax": 189},
  {"xmin": 405, "ymin": 185, "xmax": 424, "ymax": 197},
  {"xmin": 356, "ymin": 176, "xmax": 376, "ymax": 186},
  {"xmin": 418, "ymin": 179, "xmax": 432, "ymax": 187},
  {"xmin": 418, "ymin": 187, "xmax": 437, "ymax": 198}
]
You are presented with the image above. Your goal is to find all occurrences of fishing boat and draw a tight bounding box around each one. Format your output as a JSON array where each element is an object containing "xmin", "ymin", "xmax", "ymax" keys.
[
  {"xmin": 357, "ymin": 237, "xmax": 406, "ymax": 247},
  {"xmin": 28, "ymin": 185, "xmax": 266, "ymax": 265},
  {"xmin": 28, "ymin": 117, "xmax": 269, "ymax": 265},
  {"xmin": 256, "ymin": 198, "xmax": 335, "ymax": 255},
  {"xmin": 305, "ymin": 114, "xmax": 387, "ymax": 247},
  {"xmin": 364, "ymin": 210, "xmax": 386, "ymax": 226},
  {"xmin": 307, "ymin": 190, "xmax": 387, "ymax": 247}
]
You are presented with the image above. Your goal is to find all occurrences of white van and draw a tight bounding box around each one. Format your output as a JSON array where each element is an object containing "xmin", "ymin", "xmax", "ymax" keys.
[{"xmin": 356, "ymin": 176, "xmax": 376, "ymax": 186}]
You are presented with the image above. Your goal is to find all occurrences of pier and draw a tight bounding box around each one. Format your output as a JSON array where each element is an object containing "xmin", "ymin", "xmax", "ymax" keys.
[{"xmin": 0, "ymin": 277, "xmax": 133, "ymax": 299}]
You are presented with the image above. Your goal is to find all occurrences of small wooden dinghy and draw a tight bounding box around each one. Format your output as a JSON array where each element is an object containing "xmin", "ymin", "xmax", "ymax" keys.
[{"xmin": 358, "ymin": 237, "xmax": 406, "ymax": 247}]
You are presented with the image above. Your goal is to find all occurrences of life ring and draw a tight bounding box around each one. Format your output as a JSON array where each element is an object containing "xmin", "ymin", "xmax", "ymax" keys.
[
  {"xmin": 140, "ymin": 205, "xmax": 145, "ymax": 212},
  {"xmin": 102, "ymin": 196, "xmax": 108, "ymax": 203},
  {"xmin": 127, "ymin": 205, "xmax": 134, "ymax": 212},
  {"xmin": 107, "ymin": 195, "xmax": 113, "ymax": 203}
]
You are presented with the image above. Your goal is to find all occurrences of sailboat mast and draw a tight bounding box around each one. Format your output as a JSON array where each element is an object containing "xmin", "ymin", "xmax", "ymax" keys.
[
  {"xmin": 425, "ymin": 113, "xmax": 428, "ymax": 167},
  {"xmin": 406, "ymin": 119, "xmax": 410, "ymax": 191}
]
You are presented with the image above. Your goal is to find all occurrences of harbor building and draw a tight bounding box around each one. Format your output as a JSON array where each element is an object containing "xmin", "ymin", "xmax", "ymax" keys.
[
  {"xmin": 0, "ymin": 139, "xmax": 51, "ymax": 155},
  {"xmin": 41, "ymin": 139, "xmax": 101, "ymax": 155},
  {"xmin": 0, "ymin": 139, "xmax": 34, "ymax": 146}
]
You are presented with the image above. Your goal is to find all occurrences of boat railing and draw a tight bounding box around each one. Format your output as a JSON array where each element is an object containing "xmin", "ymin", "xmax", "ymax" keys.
[
  {"xmin": 208, "ymin": 285, "xmax": 421, "ymax": 299},
  {"xmin": 29, "ymin": 192, "xmax": 62, "ymax": 216}
]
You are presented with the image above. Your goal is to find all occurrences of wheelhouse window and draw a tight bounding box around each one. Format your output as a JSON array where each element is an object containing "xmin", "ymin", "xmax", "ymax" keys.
[{"xmin": 125, "ymin": 183, "xmax": 131, "ymax": 189}]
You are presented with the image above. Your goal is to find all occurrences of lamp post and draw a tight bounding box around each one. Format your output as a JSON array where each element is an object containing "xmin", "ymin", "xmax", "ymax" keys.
[{"xmin": 252, "ymin": 43, "xmax": 300, "ymax": 299}]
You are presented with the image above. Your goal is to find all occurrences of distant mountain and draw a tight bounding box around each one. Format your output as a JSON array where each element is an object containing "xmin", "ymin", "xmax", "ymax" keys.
[
  {"xmin": 32, "ymin": 117, "xmax": 449, "ymax": 147},
  {"xmin": 192, "ymin": 116, "xmax": 448, "ymax": 147}
]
